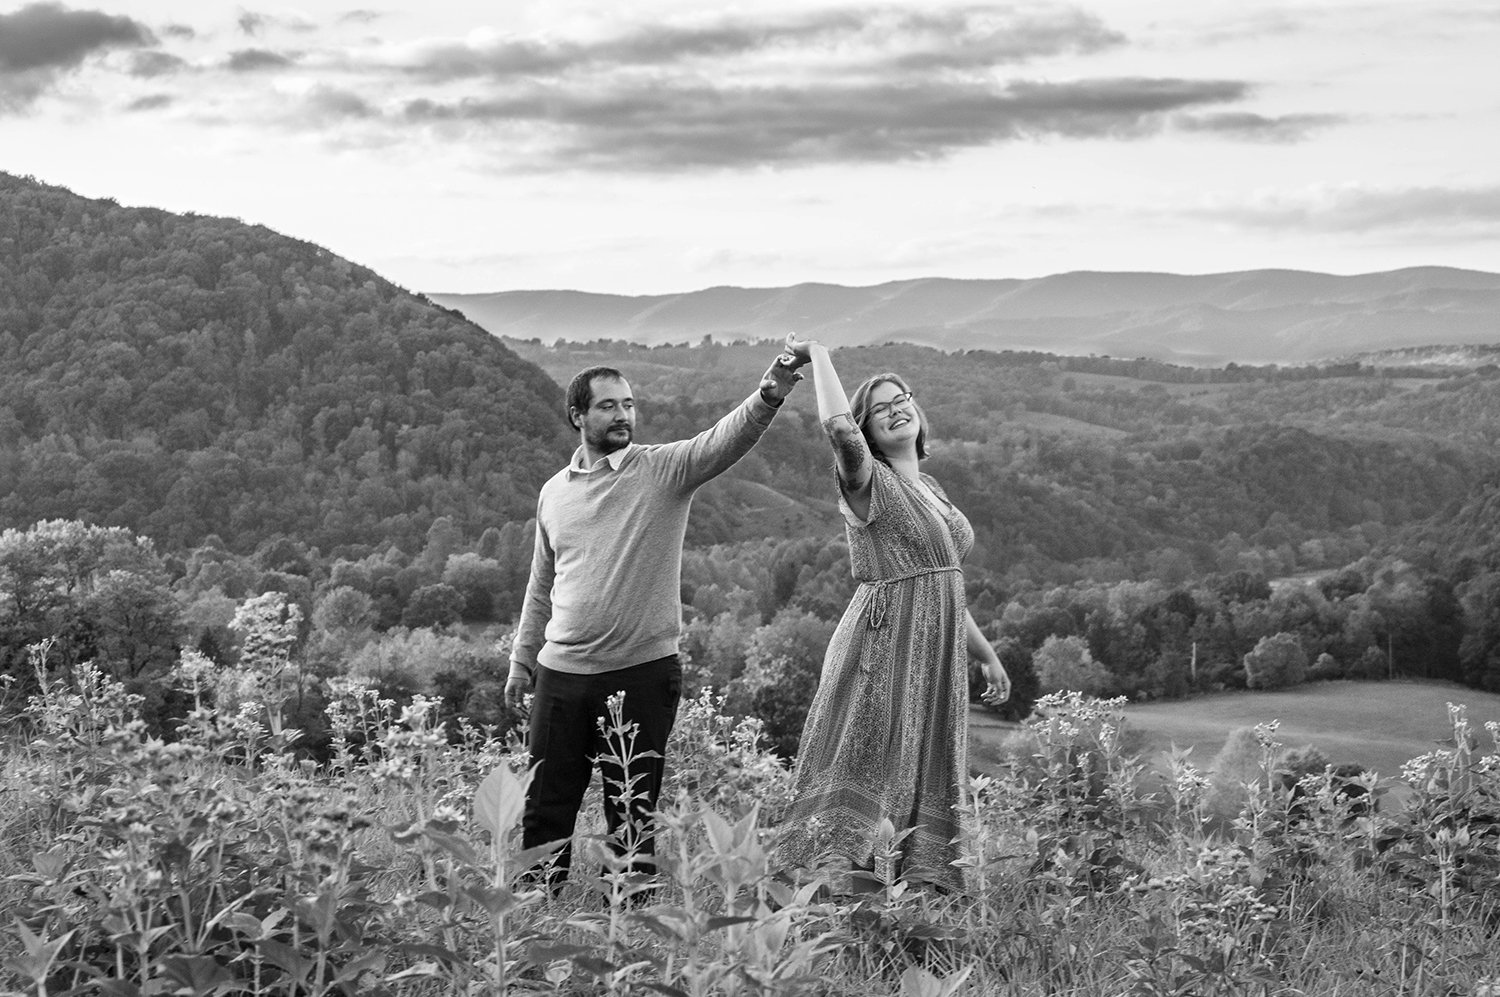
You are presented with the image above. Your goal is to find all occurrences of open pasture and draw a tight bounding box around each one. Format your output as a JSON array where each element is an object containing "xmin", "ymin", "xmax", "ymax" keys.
[
  {"xmin": 1122, "ymin": 679, "xmax": 1500, "ymax": 778},
  {"xmin": 968, "ymin": 679, "xmax": 1500, "ymax": 785}
]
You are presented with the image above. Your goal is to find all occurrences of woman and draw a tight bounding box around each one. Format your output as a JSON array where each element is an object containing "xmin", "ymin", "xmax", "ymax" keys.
[{"xmin": 774, "ymin": 333, "xmax": 1010, "ymax": 893}]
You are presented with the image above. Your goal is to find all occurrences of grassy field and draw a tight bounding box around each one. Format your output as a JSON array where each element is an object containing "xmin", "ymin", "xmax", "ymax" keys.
[
  {"xmin": 970, "ymin": 679, "xmax": 1500, "ymax": 782},
  {"xmin": 10, "ymin": 671, "xmax": 1500, "ymax": 995}
]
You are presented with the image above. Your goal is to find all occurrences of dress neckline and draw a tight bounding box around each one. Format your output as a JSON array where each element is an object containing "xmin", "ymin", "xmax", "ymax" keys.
[{"xmin": 900, "ymin": 470, "xmax": 953, "ymax": 516}]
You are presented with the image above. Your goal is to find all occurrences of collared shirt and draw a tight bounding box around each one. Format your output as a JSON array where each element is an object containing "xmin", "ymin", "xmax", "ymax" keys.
[
  {"xmin": 509, "ymin": 391, "xmax": 779, "ymax": 681},
  {"xmin": 567, "ymin": 446, "xmax": 630, "ymax": 476}
]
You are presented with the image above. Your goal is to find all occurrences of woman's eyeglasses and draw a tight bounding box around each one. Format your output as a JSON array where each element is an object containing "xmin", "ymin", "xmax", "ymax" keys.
[{"xmin": 867, "ymin": 391, "xmax": 914, "ymax": 420}]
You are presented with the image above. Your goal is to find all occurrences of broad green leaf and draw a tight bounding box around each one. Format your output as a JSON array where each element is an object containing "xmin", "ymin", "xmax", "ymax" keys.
[{"xmin": 473, "ymin": 763, "xmax": 532, "ymax": 838}]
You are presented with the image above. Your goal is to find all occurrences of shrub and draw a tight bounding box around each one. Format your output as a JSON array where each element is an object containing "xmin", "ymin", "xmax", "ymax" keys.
[
  {"xmin": 401, "ymin": 583, "xmax": 465, "ymax": 629},
  {"xmin": 1309, "ymin": 651, "xmax": 1341, "ymax": 681},
  {"xmin": 1243, "ymin": 632, "xmax": 1308, "ymax": 690},
  {"xmin": 1033, "ymin": 634, "xmax": 1112, "ymax": 697},
  {"xmin": 1204, "ymin": 722, "xmax": 1281, "ymax": 823},
  {"xmin": 725, "ymin": 608, "xmax": 834, "ymax": 757}
]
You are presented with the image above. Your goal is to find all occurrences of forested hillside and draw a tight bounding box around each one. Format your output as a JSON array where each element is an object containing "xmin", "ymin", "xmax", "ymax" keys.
[
  {"xmin": 7, "ymin": 170, "xmax": 1500, "ymax": 757},
  {"xmin": 0, "ymin": 172, "xmax": 572, "ymax": 556},
  {"xmin": 507, "ymin": 336, "xmax": 1499, "ymax": 580}
]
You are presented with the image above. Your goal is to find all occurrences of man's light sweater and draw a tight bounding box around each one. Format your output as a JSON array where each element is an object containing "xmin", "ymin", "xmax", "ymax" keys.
[{"xmin": 508, "ymin": 392, "xmax": 779, "ymax": 682}]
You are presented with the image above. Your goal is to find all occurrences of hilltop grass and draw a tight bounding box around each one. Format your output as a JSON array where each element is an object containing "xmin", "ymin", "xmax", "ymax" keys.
[{"xmin": 5, "ymin": 660, "xmax": 1500, "ymax": 996}]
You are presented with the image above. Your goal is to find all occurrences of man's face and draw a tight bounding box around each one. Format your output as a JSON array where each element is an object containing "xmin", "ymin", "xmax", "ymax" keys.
[{"xmin": 574, "ymin": 376, "xmax": 634, "ymax": 454}]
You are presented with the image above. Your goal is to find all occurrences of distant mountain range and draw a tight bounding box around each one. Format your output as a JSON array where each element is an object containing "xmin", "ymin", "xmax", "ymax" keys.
[{"xmin": 430, "ymin": 267, "xmax": 1500, "ymax": 367}]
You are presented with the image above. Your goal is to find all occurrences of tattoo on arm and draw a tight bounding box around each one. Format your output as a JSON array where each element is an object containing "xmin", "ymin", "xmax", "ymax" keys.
[
  {"xmin": 835, "ymin": 441, "xmax": 867, "ymax": 487},
  {"xmin": 836, "ymin": 433, "xmax": 866, "ymax": 470},
  {"xmin": 821, "ymin": 413, "xmax": 857, "ymax": 436},
  {"xmin": 821, "ymin": 414, "xmax": 868, "ymax": 483}
]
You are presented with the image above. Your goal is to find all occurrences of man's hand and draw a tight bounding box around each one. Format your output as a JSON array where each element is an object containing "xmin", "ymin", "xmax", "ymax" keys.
[
  {"xmin": 505, "ymin": 673, "xmax": 533, "ymax": 715},
  {"xmin": 760, "ymin": 335, "xmax": 808, "ymax": 406}
]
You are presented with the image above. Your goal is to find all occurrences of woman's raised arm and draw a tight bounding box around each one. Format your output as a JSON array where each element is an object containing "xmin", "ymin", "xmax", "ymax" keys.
[{"xmin": 785, "ymin": 333, "xmax": 873, "ymax": 518}]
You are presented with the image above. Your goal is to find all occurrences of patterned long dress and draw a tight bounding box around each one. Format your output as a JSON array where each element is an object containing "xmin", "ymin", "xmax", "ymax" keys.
[{"xmin": 775, "ymin": 459, "xmax": 975, "ymax": 892}]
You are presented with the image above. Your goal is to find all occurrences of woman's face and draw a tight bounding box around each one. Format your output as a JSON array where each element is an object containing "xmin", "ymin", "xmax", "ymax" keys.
[{"xmin": 863, "ymin": 380, "xmax": 920, "ymax": 455}]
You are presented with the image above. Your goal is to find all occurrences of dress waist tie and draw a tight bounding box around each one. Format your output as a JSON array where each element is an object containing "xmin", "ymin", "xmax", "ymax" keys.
[{"xmin": 864, "ymin": 565, "xmax": 963, "ymax": 630}]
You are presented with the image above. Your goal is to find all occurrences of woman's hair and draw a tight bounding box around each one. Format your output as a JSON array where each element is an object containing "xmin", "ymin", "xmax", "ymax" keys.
[
  {"xmin": 565, "ymin": 365, "xmax": 626, "ymax": 428},
  {"xmin": 849, "ymin": 372, "xmax": 928, "ymax": 463}
]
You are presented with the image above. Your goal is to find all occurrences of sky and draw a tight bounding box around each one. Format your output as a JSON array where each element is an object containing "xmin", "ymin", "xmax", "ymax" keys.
[{"xmin": 1, "ymin": 1, "xmax": 1498, "ymax": 296}]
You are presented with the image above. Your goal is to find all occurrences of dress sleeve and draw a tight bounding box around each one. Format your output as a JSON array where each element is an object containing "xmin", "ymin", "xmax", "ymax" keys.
[{"xmin": 839, "ymin": 459, "xmax": 899, "ymax": 527}]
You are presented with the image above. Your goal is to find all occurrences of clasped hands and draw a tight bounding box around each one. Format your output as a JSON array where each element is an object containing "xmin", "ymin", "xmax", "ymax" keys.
[{"xmin": 760, "ymin": 332, "xmax": 814, "ymax": 403}]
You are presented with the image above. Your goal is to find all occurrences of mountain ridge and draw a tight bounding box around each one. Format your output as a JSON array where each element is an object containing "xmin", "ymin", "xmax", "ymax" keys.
[
  {"xmin": 430, "ymin": 266, "xmax": 1500, "ymax": 366},
  {"xmin": 0, "ymin": 170, "xmax": 572, "ymax": 555}
]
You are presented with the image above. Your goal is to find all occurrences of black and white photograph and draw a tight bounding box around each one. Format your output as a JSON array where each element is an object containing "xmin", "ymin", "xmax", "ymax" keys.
[{"xmin": 4, "ymin": 2, "xmax": 1500, "ymax": 994}]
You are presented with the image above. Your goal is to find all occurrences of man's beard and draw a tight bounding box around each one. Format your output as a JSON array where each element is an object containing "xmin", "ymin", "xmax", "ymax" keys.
[{"xmin": 588, "ymin": 422, "xmax": 632, "ymax": 454}]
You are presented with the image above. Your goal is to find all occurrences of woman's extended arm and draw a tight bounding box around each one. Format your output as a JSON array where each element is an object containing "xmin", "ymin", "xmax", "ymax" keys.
[
  {"xmin": 785, "ymin": 333, "xmax": 874, "ymax": 519},
  {"xmin": 966, "ymin": 609, "xmax": 1011, "ymax": 705}
]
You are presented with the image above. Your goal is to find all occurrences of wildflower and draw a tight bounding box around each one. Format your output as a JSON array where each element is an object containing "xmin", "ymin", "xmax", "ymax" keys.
[
  {"xmin": 1400, "ymin": 749, "xmax": 1457, "ymax": 787},
  {"xmin": 1446, "ymin": 701, "xmax": 1472, "ymax": 745},
  {"xmin": 172, "ymin": 649, "xmax": 217, "ymax": 693}
]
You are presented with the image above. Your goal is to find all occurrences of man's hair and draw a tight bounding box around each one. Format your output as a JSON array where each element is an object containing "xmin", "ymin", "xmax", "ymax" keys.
[
  {"xmin": 565, "ymin": 365, "xmax": 627, "ymax": 429},
  {"xmin": 849, "ymin": 371, "xmax": 929, "ymax": 463}
]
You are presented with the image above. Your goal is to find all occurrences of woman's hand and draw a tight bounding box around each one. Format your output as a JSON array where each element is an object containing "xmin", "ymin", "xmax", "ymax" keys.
[
  {"xmin": 981, "ymin": 660, "xmax": 1012, "ymax": 707},
  {"xmin": 782, "ymin": 331, "xmax": 816, "ymax": 369}
]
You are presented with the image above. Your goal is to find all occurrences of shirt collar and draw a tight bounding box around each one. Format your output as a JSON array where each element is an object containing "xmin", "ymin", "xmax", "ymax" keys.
[{"xmin": 566, "ymin": 445, "xmax": 631, "ymax": 476}]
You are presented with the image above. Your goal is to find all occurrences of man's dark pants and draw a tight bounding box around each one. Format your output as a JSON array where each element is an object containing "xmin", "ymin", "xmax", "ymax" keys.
[{"xmin": 521, "ymin": 654, "xmax": 683, "ymax": 881}]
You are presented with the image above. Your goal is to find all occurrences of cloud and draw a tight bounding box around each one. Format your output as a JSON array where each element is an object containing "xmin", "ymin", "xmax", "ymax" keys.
[
  {"xmin": 0, "ymin": 2, "xmax": 155, "ymax": 111},
  {"xmin": 396, "ymin": 5, "xmax": 1125, "ymax": 81},
  {"xmin": 1175, "ymin": 111, "xmax": 1346, "ymax": 142},
  {"xmin": 161, "ymin": 23, "xmax": 196, "ymax": 40},
  {"xmin": 238, "ymin": 9, "xmax": 317, "ymax": 36},
  {"xmin": 40, "ymin": 3, "xmax": 1324, "ymax": 176},
  {"xmin": 126, "ymin": 93, "xmax": 173, "ymax": 111},
  {"xmin": 344, "ymin": 7, "xmax": 1282, "ymax": 171},
  {"xmin": 300, "ymin": 85, "xmax": 375, "ymax": 122},
  {"xmin": 0, "ymin": 2, "xmax": 154, "ymax": 72},
  {"xmin": 1201, "ymin": 185, "xmax": 1500, "ymax": 234},
  {"xmin": 128, "ymin": 50, "xmax": 187, "ymax": 78},
  {"xmin": 225, "ymin": 48, "xmax": 296, "ymax": 72},
  {"xmin": 400, "ymin": 76, "xmax": 1250, "ymax": 170}
]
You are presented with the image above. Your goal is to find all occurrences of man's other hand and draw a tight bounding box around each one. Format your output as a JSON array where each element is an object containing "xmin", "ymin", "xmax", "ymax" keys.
[{"xmin": 505, "ymin": 674, "xmax": 532, "ymax": 715}]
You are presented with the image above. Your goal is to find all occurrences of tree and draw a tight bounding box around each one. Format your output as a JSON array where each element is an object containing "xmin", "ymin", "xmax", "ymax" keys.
[
  {"xmin": 1033, "ymin": 634, "xmax": 1112, "ymax": 697},
  {"xmin": 1242, "ymin": 632, "xmax": 1308, "ymax": 690},
  {"xmin": 681, "ymin": 610, "xmax": 756, "ymax": 695},
  {"xmin": 1457, "ymin": 570, "xmax": 1500, "ymax": 691},
  {"xmin": 726, "ymin": 608, "xmax": 835, "ymax": 756},
  {"xmin": 441, "ymin": 553, "xmax": 504, "ymax": 622},
  {"xmin": 0, "ymin": 519, "xmax": 173, "ymax": 685},
  {"xmin": 987, "ymin": 635, "xmax": 1038, "ymax": 721},
  {"xmin": 86, "ymin": 570, "xmax": 181, "ymax": 680},
  {"xmin": 402, "ymin": 583, "xmax": 465, "ymax": 630},
  {"xmin": 313, "ymin": 585, "xmax": 375, "ymax": 634}
]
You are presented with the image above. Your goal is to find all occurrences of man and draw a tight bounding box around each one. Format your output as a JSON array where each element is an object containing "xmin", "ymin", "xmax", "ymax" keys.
[{"xmin": 504, "ymin": 351, "xmax": 804, "ymax": 885}]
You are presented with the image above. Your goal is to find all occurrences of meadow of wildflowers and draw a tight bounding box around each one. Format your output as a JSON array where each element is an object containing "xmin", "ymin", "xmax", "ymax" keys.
[{"xmin": 3, "ymin": 642, "xmax": 1500, "ymax": 996}]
